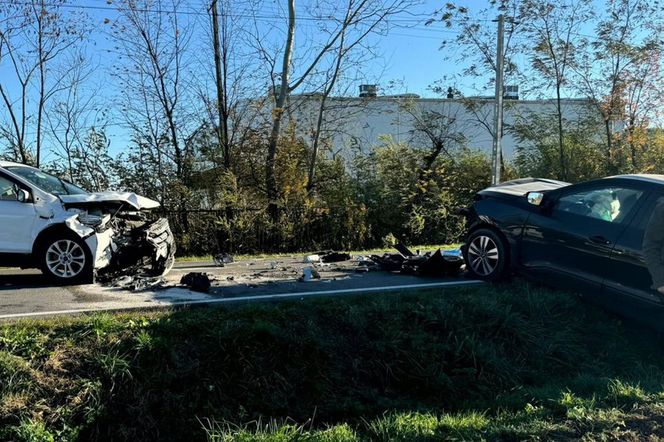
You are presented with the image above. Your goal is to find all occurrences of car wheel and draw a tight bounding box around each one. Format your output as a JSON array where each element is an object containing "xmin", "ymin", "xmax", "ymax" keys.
[
  {"xmin": 39, "ymin": 234, "xmax": 93, "ymax": 284},
  {"xmin": 464, "ymin": 228, "xmax": 509, "ymax": 282}
]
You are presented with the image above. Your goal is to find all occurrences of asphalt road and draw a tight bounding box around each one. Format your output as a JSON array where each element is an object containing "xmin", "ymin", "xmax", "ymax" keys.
[{"xmin": 0, "ymin": 258, "xmax": 482, "ymax": 319}]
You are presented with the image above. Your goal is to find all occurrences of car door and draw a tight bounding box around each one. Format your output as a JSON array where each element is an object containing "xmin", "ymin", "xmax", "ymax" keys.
[
  {"xmin": 603, "ymin": 192, "xmax": 664, "ymax": 317},
  {"xmin": 0, "ymin": 172, "xmax": 37, "ymax": 254},
  {"xmin": 519, "ymin": 184, "xmax": 645, "ymax": 293}
]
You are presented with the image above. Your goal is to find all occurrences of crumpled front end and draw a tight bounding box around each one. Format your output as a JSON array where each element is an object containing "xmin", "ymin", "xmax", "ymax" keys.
[
  {"xmin": 104, "ymin": 217, "xmax": 176, "ymax": 278},
  {"xmin": 62, "ymin": 200, "xmax": 176, "ymax": 280}
]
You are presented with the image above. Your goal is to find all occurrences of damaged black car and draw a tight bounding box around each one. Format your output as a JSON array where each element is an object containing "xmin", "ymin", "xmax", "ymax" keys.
[{"xmin": 460, "ymin": 175, "xmax": 664, "ymax": 327}]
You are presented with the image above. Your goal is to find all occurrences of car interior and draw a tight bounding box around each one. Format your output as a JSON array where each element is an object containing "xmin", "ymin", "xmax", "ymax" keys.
[
  {"xmin": 0, "ymin": 177, "xmax": 18, "ymax": 201},
  {"xmin": 556, "ymin": 187, "xmax": 643, "ymax": 223}
]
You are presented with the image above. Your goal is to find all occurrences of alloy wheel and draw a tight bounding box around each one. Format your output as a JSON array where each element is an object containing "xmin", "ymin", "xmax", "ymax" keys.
[
  {"xmin": 468, "ymin": 235, "xmax": 499, "ymax": 276},
  {"xmin": 46, "ymin": 239, "xmax": 86, "ymax": 279}
]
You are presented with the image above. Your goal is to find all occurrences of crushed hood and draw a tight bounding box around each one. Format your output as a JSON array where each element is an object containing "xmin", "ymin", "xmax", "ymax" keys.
[
  {"xmin": 480, "ymin": 178, "xmax": 570, "ymax": 197},
  {"xmin": 59, "ymin": 192, "xmax": 161, "ymax": 210}
]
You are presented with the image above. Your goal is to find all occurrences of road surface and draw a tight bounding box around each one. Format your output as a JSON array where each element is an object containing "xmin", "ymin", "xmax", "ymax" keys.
[{"xmin": 0, "ymin": 257, "xmax": 482, "ymax": 319}]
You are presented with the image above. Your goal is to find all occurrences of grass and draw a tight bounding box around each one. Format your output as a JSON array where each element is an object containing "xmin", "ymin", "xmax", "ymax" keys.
[
  {"xmin": 1, "ymin": 281, "xmax": 664, "ymax": 441},
  {"xmin": 175, "ymin": 244, "xmax": 462, "ymax": 262}
]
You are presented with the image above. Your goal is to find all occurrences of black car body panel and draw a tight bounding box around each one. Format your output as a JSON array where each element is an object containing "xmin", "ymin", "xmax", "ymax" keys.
[{"xmin": 462, "ymin": 175, "xmax": 664, "ymax": 329}]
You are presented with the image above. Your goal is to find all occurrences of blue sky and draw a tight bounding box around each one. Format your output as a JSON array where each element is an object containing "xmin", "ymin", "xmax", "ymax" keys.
[{"xmin": 1, "ymin": 0, "xmax": 604, "ymax": 161}]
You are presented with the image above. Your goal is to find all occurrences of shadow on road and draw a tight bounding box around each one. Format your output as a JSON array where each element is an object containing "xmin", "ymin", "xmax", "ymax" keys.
[{"xmin": 0, "ymin": 272, "xmax": 54, "ymax": 290}]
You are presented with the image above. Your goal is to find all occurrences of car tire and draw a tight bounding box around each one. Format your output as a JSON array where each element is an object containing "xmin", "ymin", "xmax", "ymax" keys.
[
  {"xmin": 38, "ymin": 233, "xmax": 94, "ymax": 285},
  {"xmin": 464, "ymin": 228, "xmax": 510, "ymax": 282}
]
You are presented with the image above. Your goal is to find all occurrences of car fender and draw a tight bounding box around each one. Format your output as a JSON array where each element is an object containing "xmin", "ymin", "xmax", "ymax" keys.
[
  {"xmin": 32, "ymin": 217, "xmax": 114, "ymax": 272},
  {"xmin": 465, "ymin": 200, "xmax": 525, "ymax": 268}
]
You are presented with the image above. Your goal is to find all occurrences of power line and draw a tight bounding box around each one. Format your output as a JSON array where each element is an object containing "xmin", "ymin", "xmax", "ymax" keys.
[{"xmin": 0, "ymin": 0, "xmax": 439, "ymax": 24}]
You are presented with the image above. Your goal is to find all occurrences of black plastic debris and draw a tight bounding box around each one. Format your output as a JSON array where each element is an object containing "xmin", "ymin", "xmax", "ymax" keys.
[
  {"xmin": 368, "ymin": 253, "xmax": 404, "ymax": 271},
  {"xmin": 319, "ymin": 251, "xmax": 353, "ymax": 263},
  {"xmin": 364, "ymin": 243, "xmax": 465, "ymax": 277},
  {"xmin": 312, "ymin": 250, "xmax": 353, "ymax": 264},
  {"xmin": 401, "ymin": 249, "xmax": 464, "ymax": 277},
  {"xmin": 180, "ymin": 272, "xmax": 212, "ymax": 293},
  {"xmin": 213, "ymin": 253, "xmax": 234, "ymax": 267},
  {"xmin": 395, "ymin": 242, "xmax": 416, "ymax": 257}
]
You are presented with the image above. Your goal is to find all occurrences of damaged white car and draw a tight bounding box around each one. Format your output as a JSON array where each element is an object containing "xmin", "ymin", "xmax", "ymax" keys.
[{"xmin": 0, "ymin": 161, "xmax": 176, "ymax": 284}]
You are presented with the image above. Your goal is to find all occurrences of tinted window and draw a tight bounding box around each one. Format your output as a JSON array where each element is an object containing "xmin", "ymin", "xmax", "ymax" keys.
[
  {"xmin": 555, "ymin": 187, "xmax": 643, "ymax": 223},
  {"xmin": 0, "ymin": 176, "xmax": 18, "ymax": 201}
]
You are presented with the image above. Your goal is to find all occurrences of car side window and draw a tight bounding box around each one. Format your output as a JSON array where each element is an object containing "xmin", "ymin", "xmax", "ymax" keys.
[
  {"xmin": 0, "ymin": 176, "xmax": 18, "ymax": 201},
  {"xmin": 555, "ymin": 187, "xmax": 643, "ymax": 223}
]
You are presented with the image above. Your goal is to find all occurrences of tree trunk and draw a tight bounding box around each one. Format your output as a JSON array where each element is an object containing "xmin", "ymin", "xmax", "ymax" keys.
[
  {"xmin": 211, "ymin": 0, "xmax": 230, "ymax": 169},
  {"xmin": 36, "ymin": 3, "xmax": 45, "ymax": 168},
  {"xmin": 266, "ymin": 0, "xmax": 295, "ymax": 218},
  {"xmin": 605, "ymin": 118, "xmax": 613, "ymax": 172},
  {"xmin": 555, "ymin": 82, "xmax": 566, "ymax": 181}
]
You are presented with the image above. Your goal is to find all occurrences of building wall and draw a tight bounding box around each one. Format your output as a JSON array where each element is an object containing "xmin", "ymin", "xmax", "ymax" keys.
[{"xmin": 283, "ymin": 95, "xmax": 603, "ymax": 162}]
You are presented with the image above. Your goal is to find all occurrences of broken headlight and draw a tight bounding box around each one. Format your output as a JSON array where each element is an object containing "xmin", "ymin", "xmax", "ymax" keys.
[{"xmin": 78, "ymin": 213, "xmax": 111, "ymax": 231}]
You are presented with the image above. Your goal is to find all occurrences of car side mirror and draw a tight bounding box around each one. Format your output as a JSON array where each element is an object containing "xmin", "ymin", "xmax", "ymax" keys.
[
  {"xmin": 527, "ymin": 191, "xmax": 545, "ymax": 206},
  {"xmin": 16, "ymin": 189, "xmax": 30, "ymax": 203}
]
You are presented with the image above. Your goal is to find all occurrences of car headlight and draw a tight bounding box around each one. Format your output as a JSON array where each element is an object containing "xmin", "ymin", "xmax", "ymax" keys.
[{"xmin": 78, "ymin": 213, "xmax": 111, "ymax": 231}]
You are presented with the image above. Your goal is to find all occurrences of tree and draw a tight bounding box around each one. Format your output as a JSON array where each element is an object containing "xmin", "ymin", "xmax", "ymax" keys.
[
  {"xmin": 574, "ymin": 0, "xmax": 663, "ymax": 171},
  {"xmin": 111, "ymin": 0, "xmax": 198, "ymax": 198},
  {"xmin": 431, "ymin": 1, "xmax": 524, "ymax": 92},
  {"xmin": 45, "ymin": 50, "xmax": 102, "ymax": 181},
  {"xmin": 427, "ymin": 0, "xmax": 523, "ymax": 177},
  {"xmin": 0, "ymin": 0, "xmax": 88, "ymax": 165},
  {"xmin": 520, "ymin": 0, "xmax": 592, "ymax": 181},
  {"xmin": 256, "ymin": 0, "xmax": 415, "ymax": 216}
]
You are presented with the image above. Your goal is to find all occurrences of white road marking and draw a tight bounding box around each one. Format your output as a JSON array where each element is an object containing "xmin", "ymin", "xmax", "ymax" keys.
[{"xmin": 0, "ymin": 280, "xmax": 483, "ymax": 320}]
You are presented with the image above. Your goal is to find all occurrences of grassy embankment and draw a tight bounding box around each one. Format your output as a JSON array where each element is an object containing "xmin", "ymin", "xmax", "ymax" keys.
[{"xmin": 1, "ymin": 281, "xmax": 664, "ymax": 441}]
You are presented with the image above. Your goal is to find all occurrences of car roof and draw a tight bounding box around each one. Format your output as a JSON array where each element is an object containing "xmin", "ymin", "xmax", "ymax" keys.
[
  {"xmin": 0, "ymin": 161, "xmax": 33, "ymax": 169},
  {"xmin": 608, "ymin": 174, "xmax": 664, "ymax": 185}
]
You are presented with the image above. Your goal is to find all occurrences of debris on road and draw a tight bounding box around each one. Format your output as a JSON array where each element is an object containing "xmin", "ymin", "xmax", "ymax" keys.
[
  {"xmin": 214, "ymin": 253, "xmax": 234, "ymax": 267},
  {"xmin": 304, "ymin": 254, "xmax": 321, "ymax": 263},
  {"xmin": 356, "ymin": 260, "xmax": 380, "ymax": 272},
  {"xmin": 305, "ymin": 251, "xmax": 353, "ymax": 264},
  {"xmin": 300, "ymin": 266, "xmax": 321, "ymax": 282},
  {"xmin": 180, "ymin": 272, "xmax": 212, "ymax": 293},
  {"xmin": 319, "ymin": 251, "xmax": 353, "ymax": 263},
  {"xmin": 110, "ymin": 275, "xmax": 166, "ymax": 291},
  {"xmin": 361, "ymin": 243, "xmax": 465, "ymax": 277}
]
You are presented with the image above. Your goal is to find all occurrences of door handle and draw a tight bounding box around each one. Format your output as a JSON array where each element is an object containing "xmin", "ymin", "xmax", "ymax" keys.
[{"xmin": 589, "ymin": 235, "xmax": 611, "ymax": 245}]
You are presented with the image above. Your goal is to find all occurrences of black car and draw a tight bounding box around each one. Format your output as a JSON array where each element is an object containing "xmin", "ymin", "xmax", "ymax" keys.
[{"xmin": 460, "ymin": 175, "xmax": 664, "ymax": 325}]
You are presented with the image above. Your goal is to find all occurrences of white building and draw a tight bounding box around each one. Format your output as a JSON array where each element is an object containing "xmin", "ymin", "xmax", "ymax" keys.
[{"xmin": 280, "ymin": 86, "xmax": 607, "ymax": 162}]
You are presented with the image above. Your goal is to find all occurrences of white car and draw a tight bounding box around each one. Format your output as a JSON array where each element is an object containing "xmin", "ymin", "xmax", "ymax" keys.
[{"xmin": 0, "ymin": 161, "xmax": 176, "ymax": 284}]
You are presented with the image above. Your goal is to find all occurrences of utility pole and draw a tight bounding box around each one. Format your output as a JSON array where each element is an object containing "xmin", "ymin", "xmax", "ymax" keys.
[{"xmin": 491, "ymin": 14, "xmax": 504, "ymax": 186}]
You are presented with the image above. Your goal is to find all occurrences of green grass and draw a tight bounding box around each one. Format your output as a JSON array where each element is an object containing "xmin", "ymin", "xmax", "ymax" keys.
[
  {"xmin": 175, "ymin": 244, "xmax": 462, "ymax": 262},
  {"xmin": 1, "ymin": 281, "xmax": 664, "ymax": 441}
]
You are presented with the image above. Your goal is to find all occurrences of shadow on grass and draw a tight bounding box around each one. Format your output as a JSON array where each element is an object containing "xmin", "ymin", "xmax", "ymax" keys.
[{"xmin": 1, "ymin": 280, "xmax": 664, "ymax": 441}]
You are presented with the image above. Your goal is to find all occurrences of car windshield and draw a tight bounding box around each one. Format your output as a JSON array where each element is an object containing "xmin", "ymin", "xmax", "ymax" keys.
[{"xmin": 5, "ymin": 166, "xmax": 87, "ymax": 196}]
